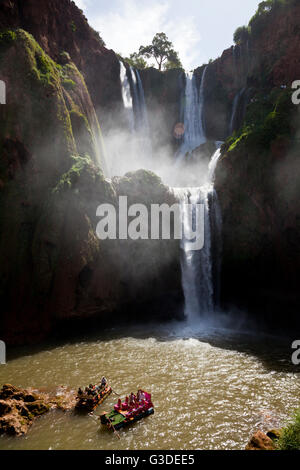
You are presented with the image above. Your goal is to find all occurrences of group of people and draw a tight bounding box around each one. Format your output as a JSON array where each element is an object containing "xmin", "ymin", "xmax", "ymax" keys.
[
  {"xmin": 114, "ymin": 390, "xmax": 153, "ymax": 417},
  {"xmin": 77, "ymin": 377, "xmax": 108, "ymax": 401}
]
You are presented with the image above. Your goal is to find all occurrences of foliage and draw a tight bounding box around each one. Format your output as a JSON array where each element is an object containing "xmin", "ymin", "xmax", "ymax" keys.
[
  {"xmin": 70, "ymin": 21, "xmax": 77, "ymax": 33},
  {"xmin": 62, "ymin": 78, "xmax": 76, "ymax": 90},
  {"xmin": 249, "ymin": 0, "xmax": 297, "ymax": 32},
  {"xmin": 138, "ymin": 33, "xmax": 182, "ymax": 71},
  {"xmin": 233, "ymin": 26, "xmax": 251, "ymax": 45},
  {"xmin": 0, "ymin": 30, "xmax": 17, "ymax": 48},
  {"xmin": 124, "ymin": 52, "xmax": 147, "ymax": 70},
  {"xmin": 53, "ymin": 155, "xmax": 93, "ymax": 193},
  {"xmin": 164, "ymin": 58, "xmax": 183, "ymax": 71},
  {"xmin": 276, "ymin": 409, "xmax": 300, "ymax": 450},
  {"xmin": 233, "ymin": 0, "xmax": 297, "ymax": 46},
  {"xmin": 225, "ymin": 88, "xmax": 294, "ymax": 153}
]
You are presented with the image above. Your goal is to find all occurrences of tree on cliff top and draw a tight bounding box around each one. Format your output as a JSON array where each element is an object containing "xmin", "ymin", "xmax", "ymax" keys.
[
  {"xmin": 233, "ymin": 26, "xmax": 251, "ymax": 45},
  {"xmin": 124, "ymin": 53, "xmax": 147, "ymax": 70},
  {"xmin": 138, "ymin": 33, "xmax": 182, "ymax": 71}
]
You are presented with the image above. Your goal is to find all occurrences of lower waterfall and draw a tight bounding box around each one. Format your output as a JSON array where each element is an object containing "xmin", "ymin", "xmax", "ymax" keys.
[{"xmin": 174, "ymin": 147, "xmax": 222, "ymax": 323}]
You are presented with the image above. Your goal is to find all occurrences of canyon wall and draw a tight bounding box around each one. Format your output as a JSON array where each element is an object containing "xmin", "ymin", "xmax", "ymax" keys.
[
  {"xmin": 0, "ymin": 0, "xmax": 123, "ymax": 133},
  {"xmin": 0, "ymin": 4, "xmax": 183, "ymax": 344},
  {"xmin": 199, "ymin": 0, "xmax": 300, "ymax": 142},
  {"xmin": 214, "ymin": 0, "xmax": 300, "ymax": 327},
  {"xmin": 140, "ymin": 67, "xmax": 183, "ymax": 155},
  {"xmin": 1, "ymin": 0, "xmax": 300, "ymax": 343}
]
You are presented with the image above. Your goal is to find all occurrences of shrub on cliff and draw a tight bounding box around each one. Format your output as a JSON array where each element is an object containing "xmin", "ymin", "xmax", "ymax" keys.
[
  {"xmin": 277, "ymin": 409, "xmax": 300, "ymax": 450},
  {"xmin": 225, "ymin": 88, "xmax": 294, "ymax": 154},
  {"xmin": 249, "ymin": 0, "xmax": 298, "ymax": 34},
  {"xmin": 233, "ymin": 26, "xmax": 251, "ymax": 45}
]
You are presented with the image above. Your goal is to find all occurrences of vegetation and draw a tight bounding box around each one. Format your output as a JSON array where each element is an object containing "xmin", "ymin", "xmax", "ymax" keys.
[
  {"xmin": 123, "ymin": 52, "xmax": 147, "ymax": 70},
  {"xmin": 53, "ymin": 155, "xmax": 93, "ymax": 193},
  {"xmin": 70, "ymin": 21, "xmax": 77, "ymax": 33},
  {"xmin": 233, "ymin": 26, "xmax": 251, "ymax": 45},
  {"xmin": 138, "ymin": 33, "xmax": 182, "ymax": 71},
  {"xmin": 249, "ymin": 0, "xmax": 296, "ymax": 27},
  {"xmin": 233, "ymin": 0, "xmax": 297, "ymax": 44},
  {"xmin": 276, "ymin": 409, "xmax": 300, "ymax": 450},
  {"xmin": 225, "ymin": 87, "xmax": 294, "ymax": 154},
  {"xmin": 0, "ymin": 30, "xmax": 17, "ymax": 48}
]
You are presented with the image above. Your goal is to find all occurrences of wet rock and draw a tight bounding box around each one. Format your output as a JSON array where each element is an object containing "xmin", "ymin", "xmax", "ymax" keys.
[
  {"xmin": 0, "ymin": 384, "xmax": 51, "ymax": 436},
  {"xmin": 26, "ymin": 400, "xmax": 51, "ymax": 416},
  {"xmin": 245, "ymin": 431, "xmax": 276, "ymax": 451},
  {"xmin": 0, "ymin": 399, "xmax": 12, "ymax": 416},
  {"xmin": 0, "ymin": 415, "xmax": 28, "ymax": 436}
]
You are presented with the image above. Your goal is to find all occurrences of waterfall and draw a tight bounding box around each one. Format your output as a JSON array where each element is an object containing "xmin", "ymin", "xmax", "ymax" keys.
[
  {"xmin": 177, "ymin": 66, "xmax": 207, "ymax": 160},
  {"xmin": 229, "ymin": 88, "xmax": 245, "ymax": 135},
  {"xmin": 122, "ymin": 67, "xmax": 152, "ymax": 155},
  {"xmin": 119, "ymin": 61, "xmax": 134, "ymax": 132},
  {"xmin": 128, "ymin": 68, "xmax": 149, "ymax": 136},
  {"xmin": 174, "ymin": 147, "xmax": 222, "ymax": 322},
  {"xmin": 135, "ymin": 70, "xmax": 150, "ymax": 134}
]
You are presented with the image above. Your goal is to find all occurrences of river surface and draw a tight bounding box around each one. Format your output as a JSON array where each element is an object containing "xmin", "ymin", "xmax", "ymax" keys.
[{"xmin": 0, "ymin": 320, "xmax": 299, "ymax": 450}]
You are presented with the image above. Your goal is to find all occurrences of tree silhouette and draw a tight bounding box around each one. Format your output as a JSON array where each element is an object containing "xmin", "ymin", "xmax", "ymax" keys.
[{"xmin": 138, "ymin": 33, "xmax": 182, "ymax": 71}]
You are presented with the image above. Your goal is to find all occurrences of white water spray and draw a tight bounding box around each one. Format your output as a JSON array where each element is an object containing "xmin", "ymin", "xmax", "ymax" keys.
[
  {"xmin": 119, "ymin": 61, "xmax": 134, "ymax": 132},
  {"xmin": 174, "ymin": 138, "xmax": 222, "ymax": 323}
]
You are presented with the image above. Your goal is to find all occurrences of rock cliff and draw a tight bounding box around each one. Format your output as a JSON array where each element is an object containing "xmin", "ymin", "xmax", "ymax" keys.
[
  {"xmin": 199, "ymin": 0, "xmax": 300, "ymax": 141},
  {"xmin": 0, "ymin": 0, "xmax": 123, "ymax": 133}
]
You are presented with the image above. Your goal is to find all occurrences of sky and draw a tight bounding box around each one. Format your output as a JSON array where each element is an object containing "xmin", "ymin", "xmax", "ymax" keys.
[{"xmin": 74, "ymin": 0, "xmax": 262, "ymax": 70}]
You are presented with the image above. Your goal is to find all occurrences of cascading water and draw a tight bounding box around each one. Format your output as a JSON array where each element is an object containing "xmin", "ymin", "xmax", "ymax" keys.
[
  {"xmin": 128, "ymin": 68, "xmax": 150, "ymax": 137},
  {"xmin": 119, "ymin": 61, "xmax": 134, "ymax": 132},
  {"xmin": 229, "ymin": 88, "xmax": 245, "ymax": 135},
  {"xmin": 119, "ymin": 65, "xmax": 152, "ymax": 154},
  {"xmin": 177, "ymin": 66, "xmax": 207, "ymax": 160},
  {"xmin": 135, "ymin": 70, "xmax": 150, "ymax": 134},
  {"xmin": 175, "ymin": 147, "xmax": 222, "ymax": 323},
  {"xmin": 111, "ymin": 64, "xmax": 152, "ymax": 177},
  {"xmin": 173, "ymin": 60, "xmax": 223, "ymax": 323}
]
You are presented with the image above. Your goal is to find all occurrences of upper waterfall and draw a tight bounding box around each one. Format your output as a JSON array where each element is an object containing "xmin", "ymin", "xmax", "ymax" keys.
[
  {"xmin": 177, "ymin": 66, "xmax": 208, "ymax": 160},
  {"xmin": 119, "ymin": 61, "xmax": 134, "ymax": 132}
]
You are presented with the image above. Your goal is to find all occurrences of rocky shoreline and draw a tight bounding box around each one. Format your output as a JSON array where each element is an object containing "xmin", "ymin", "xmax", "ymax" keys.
[
  {"xmin": 0, "ymin": 383, "xmax": 287, "ymax": 449},
  {"xmin": 0, "ymin": 384, "xmax": 77, "ymax": 436},
  {"xmin": 246, "ymin": 430, "xmax": 282, "ymax": 451}
]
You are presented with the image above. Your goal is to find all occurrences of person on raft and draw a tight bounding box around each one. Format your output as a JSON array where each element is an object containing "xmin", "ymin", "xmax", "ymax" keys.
[{"xmin": 100, "ymin": 377, "xmax": 107, "ymax": 389}]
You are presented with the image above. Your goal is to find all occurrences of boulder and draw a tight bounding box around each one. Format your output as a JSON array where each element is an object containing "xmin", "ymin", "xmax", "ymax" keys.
[
  {"xmin": 0, "ymin": 384, "xmax": 51, "ymax": 436},
  {"xmin": 245, "ymin": 431, "xmax": 276, "ymax": 451}
]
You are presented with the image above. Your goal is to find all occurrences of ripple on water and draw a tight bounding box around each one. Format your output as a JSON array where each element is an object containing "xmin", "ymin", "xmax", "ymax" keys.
[{"xmin": 0, "ymin": 328, "xmax": 299, "ymax": 450}]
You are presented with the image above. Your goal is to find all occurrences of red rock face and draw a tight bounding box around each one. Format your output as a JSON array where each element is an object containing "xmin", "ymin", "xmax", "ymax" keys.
[
  {"xmin": 0, "ymin": 0, "xmax": 123, "ymax": 131},
  {"xmin": 200, "ymin": 2, "xmax": 300, "ymax": 140}
]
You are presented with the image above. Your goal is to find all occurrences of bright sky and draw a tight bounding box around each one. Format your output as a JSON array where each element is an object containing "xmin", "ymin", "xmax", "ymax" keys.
[{"xmin": 74, "ymin": 0, "xmax": 261, "ymax": 70}]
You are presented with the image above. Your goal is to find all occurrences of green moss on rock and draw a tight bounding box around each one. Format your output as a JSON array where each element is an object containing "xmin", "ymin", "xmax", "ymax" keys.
[
  {"xmin": 0, "ymin": 30, "xmax": 17, "ymax": 48},
  {"xmin": 53, "ymin": 155, "xmax": 105, "ymax": 194},
  {"xmin": 224, "ymin": 88, "xmax": 295, "ymax": 155}
]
